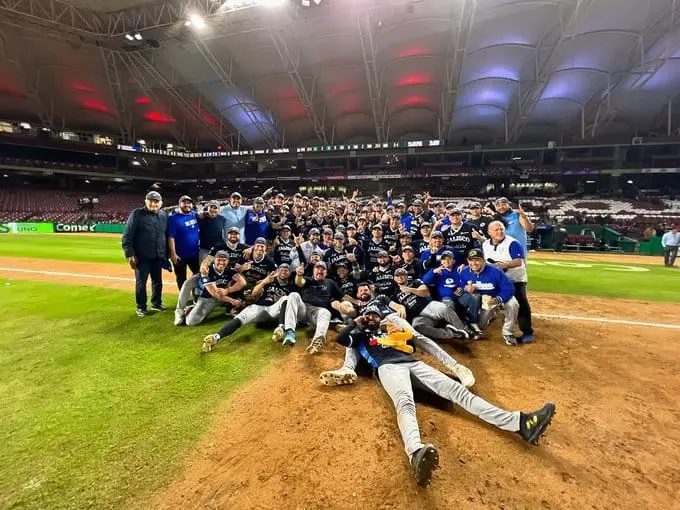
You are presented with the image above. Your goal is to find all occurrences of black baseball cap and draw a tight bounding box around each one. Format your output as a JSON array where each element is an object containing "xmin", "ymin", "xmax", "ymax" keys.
[
  {"xmin": 441, "ymin": 250, "xmax": 454, "ymax": 259},
  {"xmin": 309, "ymin": 228, "xmax": 320, "ymax": 235},
  {"xmin": 469, "ymin": 202, "xmax": 482, "ymax": 209},
  {"xmin": 377, "ymin": 250, "xmax": 389, "ymax": 258},
  {"xmin": 254, "ymin": 237, "xmax": 267, "ymax": 245},
  {"xmin": 431, "ymin": 231, "xmax": 444, "ymax": 238},
  {"xmin": 315, "ymin": 261, "xmax": 327, "ymax": 269},
  {"xmin": 207, "ymin": 200, "xmax": 220, "ymax": 208},
  {"xmin": 254, "ymin": 197, "xmax": 265, "ymax": 204},
  {"xmin": 402, "ymin": 245, "xmax": 414, "ymax": 252},
  {"xmin": 372, "ymin": 224, "xmax": 383, "ymax": 230},
  {"xmin": 394, "ymin": 267, "xmax": 408, "ymax": 276},
  {"xmin": 363, "ymin": 304, "xmax": 382, "ymax": 316},
  {"xmin": 467, "ymin": 248, "xmax": 484, "ymax": 259},
  {"xmin": 145, "ymin": 191, "xmax": 162, "ymax": 201},
  {"xmin": 278, "ymin": 263, "xmax": 290, "ymax": 270},
  {"xmin": 214, "ymin": 250, "xmax": 229, "ymax": 259},
  {"xmin": 228, "ymin": 227, "xmax": 240, "ymax": 234},
  {"xmin": 280, "ymin": 224, "xmax": 291, "ymax": 231},
  {"xmin": 179, "ymin": 195, "xmax": 193, "ymax": 203},
  {"xmin": 333, "ymin": 232, "xmax": 345, "ymax": 239}
]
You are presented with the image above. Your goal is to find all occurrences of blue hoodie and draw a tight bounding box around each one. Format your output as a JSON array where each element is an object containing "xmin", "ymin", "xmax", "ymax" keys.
[{"xmin": 458, "ymin": 262, "xmax": 515, "ymax": 304}]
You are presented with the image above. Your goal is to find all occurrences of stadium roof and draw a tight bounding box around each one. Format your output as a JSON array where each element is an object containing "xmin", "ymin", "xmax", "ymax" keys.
[{"xmin": 1, "ymin": 0, "xmax": 680, "ymax": 150}]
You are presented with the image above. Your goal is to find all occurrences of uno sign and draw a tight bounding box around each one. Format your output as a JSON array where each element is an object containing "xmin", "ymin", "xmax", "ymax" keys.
[{"xmin": 56, "ymin": 223, "xmax": 97, "ymax": 232}]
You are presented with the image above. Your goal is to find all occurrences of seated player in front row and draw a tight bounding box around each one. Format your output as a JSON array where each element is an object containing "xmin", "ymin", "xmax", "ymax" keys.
[{"xmin": 330, "ymin": 305, "xmax": 556, "ymax": 487}]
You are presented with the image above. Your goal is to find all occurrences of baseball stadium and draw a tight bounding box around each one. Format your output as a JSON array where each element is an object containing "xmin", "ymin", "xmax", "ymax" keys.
[{"xmin": 1, "ymin": 0, "xmax": 680, "ymax": 508}]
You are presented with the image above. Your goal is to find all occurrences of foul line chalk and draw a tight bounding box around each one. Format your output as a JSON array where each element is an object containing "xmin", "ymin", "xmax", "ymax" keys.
[
  {"xmin": 533, "ymin": 313, "xmax": 680, "ymax": 330},
  {"xmin": 0, "ymin": 267, "xmax": 135, "ymax": 282},
  {"xmin": 2, "ymin": 266, "xmax": 679, "ymax": 330}
]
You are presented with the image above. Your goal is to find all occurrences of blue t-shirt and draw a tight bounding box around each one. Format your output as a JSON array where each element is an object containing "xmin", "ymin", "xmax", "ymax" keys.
[
  {"xmin": 244, "ymin": 210, "xmax": 268, "ymax": 245},
  {"xmin": 167, "ymin": 210, "xmax": 199, "ymax": 258},
  {"xmin": 499, "ymin": 210, "xmax": 527, "ymax": 255}
]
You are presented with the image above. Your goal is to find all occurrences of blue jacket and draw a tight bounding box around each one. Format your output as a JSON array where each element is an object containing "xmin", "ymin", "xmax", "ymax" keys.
[
  {"xmin": 422, "ymin": 267, "xmax": 460, "ymax": 299},
  {"xmin": 419, "ymin": 245, "xmax": 463, "ymax": 270},
  {"xmin": 458, "ymin": 263, "xmax": 515, "ymax": 304},
  {"xmin": 244, "ymin": 210, "xmax": 268, "ymax": 245}
]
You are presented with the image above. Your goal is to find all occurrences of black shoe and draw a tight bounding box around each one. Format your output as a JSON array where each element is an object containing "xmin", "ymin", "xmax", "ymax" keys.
[
  {"xmin": 411, "ymin": 444, "xmax": 439, "ymax": 487},
  {"xmin": 518, "ymin": 402, "xmax": 556, "ymax": 445},
  {"xmin": 136, "ymin": 308, "xmax": 148, "ymax": 317},
  {"xmin": 151, "ymin": 304, "xmax": 168, "ymax": 312}
]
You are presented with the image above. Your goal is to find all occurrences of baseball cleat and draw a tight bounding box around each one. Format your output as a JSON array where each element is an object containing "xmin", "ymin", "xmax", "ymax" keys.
[
  {"xmin": 174, "ymin": 309, "xmax": 185, "ymax": 326},
  {"xmin": 272, "ymin": 325, "xmax": 285, "ymax": 343},
  {"xmin": 504, "ymin": 334, "xmax": 520, "ymax": 346},
  {"xmin": 136, "ymin": 308, "xmax": 148, "ymax": 317},
  {"xmin": 520, "ymin": 333, "xmax": 535, "ymax": 344},
  {"xmin": 306, "ymin": 336, "xmax": 325, "ymax": 354},
  {"xmin": 151, "ymin": 304, "xmax": 168, "ymax": 312},
  {"xmin": 449, "ymin": 363, "xmax": 475, "ymax": 388},
  {"xmin": 470, "ymin": 323, "xmax": 483, "ymax": 336},
  {"xmin": 282, "ymin": 330, "xmax": 296, "ymax": 347},
  {"xmin": 519, "ymin": 402, "xmax": 556, "ymax": 445},
  {"xmin": 202, "ymin": 334, "xmax": 220, "ymax": 353},
  {"xmin": 319, "ymin": 367, "xmax": 357, "ymax": 386},
  {"xmin": 411, "ymin": 444, "xmax": 439, "ymax": 487},
  {"xmin": 445, "ymin": 324, "xmax": 470, "ymax": 341}
]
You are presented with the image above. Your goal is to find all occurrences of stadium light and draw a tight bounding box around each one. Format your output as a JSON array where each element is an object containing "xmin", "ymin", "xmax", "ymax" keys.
[
  {"xmin": 133, "ymin": 33, "xmax": 143, "ymax": 40},
  {"xmin": 137, "ymin": 139, "xmax": 146, "ymax": 145},
  {"xmin": 20, "ymin": 122, "xmax": 31, "ymax": 129},
  {"xmin": 627, "ymin": 180, "xmax": 634, "ymax": 184},
  {"xmin": 125, "ymin": 33, "xmax": 134, "ymax": 41},
  {"xmin": 186, "ymin": 13, "xmax": 206, "ymax": 29}
]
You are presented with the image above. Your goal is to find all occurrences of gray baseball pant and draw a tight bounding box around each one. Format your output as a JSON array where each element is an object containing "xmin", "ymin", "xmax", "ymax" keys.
[
  {"xmin": 284, "ymin": 292, "xmax": 332, "ymax": 339},
  {"xmin": 234, "ymin": 298, "xmax": 286, "ymax": 325},
  {"xmin": 378, "ymin": 361, "xmax": 521, "ymax": 457},
  {"xmin": 176, "ymin": 274, "xmax": 200, "ymax": 310},
  {"xmin": 186, "ymin": 297, "xmax": 218, "ymax": 326},
  {"xmin": 412, "ymin": 301, "xmax": 468, "ymax": 340},
  {"xmin": 479, "ymin": 296, "xmax": 520, "ymax": 336},
  {"xmin": 341, "ymin": 314, "xmax": 463, "ymax": 373}
]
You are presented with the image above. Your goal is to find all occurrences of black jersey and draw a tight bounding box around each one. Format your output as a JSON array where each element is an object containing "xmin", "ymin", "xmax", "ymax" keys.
[
  {"xmin": 199, "ymin": 264, "xmax": 237, "ymax": 298},
  {"xmin": 383, "ymin": 227, "xmax": 400, "ymax": 251},
  {"xmin": 273, "ymin": 237, "xmax": 295, "ymax": 265},
  {"xmin": 256, "ymin": 278, "xmax": 295, "ymax": 306},
  {"xmin": 391, "ymin": 278, "xmax": 429, "ymax": 320},
  {"xmin": 356, "ymin": 294, "xmax": 394, "ymax": 318},
  {"xmin": 368, "ymin": 266, "xmax": 397, "ymax": 295},
  {"xmin": 299, "ymin": 278, "xmax": 343, "ymax": 308},
  {"xmin": 466, "ymin": 215, "xmax": 494, "ymax": 237},
  {"xmin": 396, "ymin": 259, "xmax": 421, "ymax": 279},
  {"xmin": 364, "ymin": 238, "xmax": 390, "ymax": 270},
  {"xmin": 323, "ymin": 246, "xmax": 350, "ymax": 274},
  {"xmin": 333, "ymin": 275, "xmax": 358, "ymax": 298},
  {"xmin": 442, "ymin": 223, "xmax": 475, "ymax": 260},
  {"xmin": 240, "ymin": 254, "xmax": 277, "ymax": 287},
  {"xmin": 210, "ymin": 241, "xmax": 249, "ymax": 262}
]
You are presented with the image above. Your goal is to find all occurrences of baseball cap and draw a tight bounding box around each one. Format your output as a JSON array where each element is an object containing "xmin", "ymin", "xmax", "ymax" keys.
[
  {"xmin": 230, "ymin": 192, "xmax": 242, "ymax": 199},
  {"xmin": 397, "ymin": 202, "xmax": 406, "ymax": 208},
  {"xmin": 412, "ymin": 199, "xmax": 423, "ymax": 206},
  {"xmin": 315, "ymin": 261, "xmax": 327, "ymax": 269},
  {"xmin": 467, "ymin": 248, "xmax": 484, "ymax": 259},
  {"xmin": 323, "ymin": 227, "xmax": 333, "ymax": 235},
  {"xmin": 363, "ymin": 304, "xmax": 382, "ymax": 316},
  {"xmin": 346, "ymin": 224, "xmax": 356, "ymax": 230},
  {"xmin": 214, "ymin": 250, "xmax": 229, "ymax": 259},
  {"xmin": 333, "ymin": 232, "xmax": 345, "ymax": 239},
  {"xmin": 228, "ymin": 226, "xmax": 240, "ymax": 234},
  {"xmin": 278, "ymin": 263, "xmax": 290, "ymax": 270},
  {"xmin": 495, "ymin": 197, "xmax": 510, "ymax": 204},
  {"xmin": 207, "ymin": 200, "xmax": 220, "ymax": 208},
  {"xmin": 469, "ymin": 202, "xmax": 482, "ymax": 209},
  {"xmin": 346, "ymin": 210, "xmax": 356, "ymax": 216},
  {"xmin": 377, "ymin": 250, "xmax": 389, "ymax": 258},
  {"xmin": 394, "ymin": 267, "xmax": 408, "ymax": 276},
  {"xmin": 254, "ymin": 237, "xmax": 267, "ymax": 245},
  {"xmin": 431, "ymin": 231, "xmax": 444, "ymax": 238},
  {"xmin": 399, "ymin": 231, "xmax": 412, "ymax": 237},
  {"xmin": 441, "ymin": 250, "xmax": 454, "ymax": 259},
  {"xmin": 445, "ymin": 203, "xmax": 456, "ymax": 209},
  {"xmin": 372, "ymin": 223, "xmax": 383, "ymax": 230},
  {"xmin": 450, "ymin": 208, "xmax": 462, "ymax": 215},
  {"xmin": 254, "ymin": 197, "xmax": 265, "ymax": 204},
  {"xmin": 280, "ymin": 224, "xmax": 291, "ymax": 231},
  {"xmin": 145, "ymin": 191, "xmax": 162, "ymax": 201},
  {"xmin": 179, "ymin": 195, "xmax": 193, "ymax": 203},
  {"xmin": 402, "ymin": 245, "xmax": 414, "ymax": 252},
  {"xmin": 294, "ymin": 193, "xmax": 302, "ymax": 198},
  {"xmin": 276, "ymin": 193, "xmax": 285, "ymax": 199},
  {"xmin": 420, "ymin": 221, "xmax": 432, "ymax": 228},
  {"xmin": 309, "ymin": 228, "xmax": 320, "ymax": 235}
]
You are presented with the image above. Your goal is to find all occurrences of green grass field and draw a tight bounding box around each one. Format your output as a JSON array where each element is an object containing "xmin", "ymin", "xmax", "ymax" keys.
[{"xmin": 0, "ymin": 234, "xmax": 678, "ymax": 509}]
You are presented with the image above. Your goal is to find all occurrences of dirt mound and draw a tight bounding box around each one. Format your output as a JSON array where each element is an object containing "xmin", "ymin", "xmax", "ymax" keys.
[{"xmin": 151, "ymin": 313, "xmax": 680, "ymax": 509}]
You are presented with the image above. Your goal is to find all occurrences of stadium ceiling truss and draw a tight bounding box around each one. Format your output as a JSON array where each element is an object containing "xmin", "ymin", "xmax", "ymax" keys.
[{"xmin": 1, "ymin": 0, "xmax": 680, "ymax": 149}]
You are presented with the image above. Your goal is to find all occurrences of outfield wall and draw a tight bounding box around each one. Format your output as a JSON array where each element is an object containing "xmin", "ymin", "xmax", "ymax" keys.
[{"xmin": 0, "ymin": 221, "xmax": 125, "ymax": 234}]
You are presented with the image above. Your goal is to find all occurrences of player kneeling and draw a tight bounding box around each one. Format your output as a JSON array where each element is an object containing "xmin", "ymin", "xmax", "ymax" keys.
[{"xmin": 327, "ymin": 305, "xmax": 556, "ymax": 487}]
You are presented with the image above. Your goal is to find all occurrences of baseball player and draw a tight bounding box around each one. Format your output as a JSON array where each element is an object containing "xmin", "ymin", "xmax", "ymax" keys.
[
  {"xmin": 332, "ymin": 305, "xmax": 556, "ymax": 487},
  {"xmin": 202, "ymin": 264, "xmax": 295, "ymax": 352},
  {"xmin": 183, "ymin": 251, "xmax": 247, "ymax": 327}
]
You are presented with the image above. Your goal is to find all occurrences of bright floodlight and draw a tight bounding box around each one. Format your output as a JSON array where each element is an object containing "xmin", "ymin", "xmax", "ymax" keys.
[
  {"xmin": 125, "ymin": 33, "xmax": 134, "ymax": 41},
  {"xmin": 133, "ymin": 33, "xmax": 143, "ymax": 40},
  {"xmin": 188, "ymin": 13, "xmax": 206, "ymax": 29},
  {"xmin": 20, "ymin": 122, "xmax": 31, "ymax": 129}
]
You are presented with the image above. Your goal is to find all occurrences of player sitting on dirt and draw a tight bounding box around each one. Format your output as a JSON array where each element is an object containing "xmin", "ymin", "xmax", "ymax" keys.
[
  {"xmin": 329, "ymin": 305, "xmax": 556, "ymax": 488},
  {"xmin": 183, "ymin": 251, "xmax": 247, "ymax": 327},
  {"xmin": 202, "ymin": 264, "xmax": 295, "ymax": 352}
]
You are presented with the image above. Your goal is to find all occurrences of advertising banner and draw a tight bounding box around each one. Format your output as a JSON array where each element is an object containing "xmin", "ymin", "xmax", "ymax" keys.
[
  {"xmin": 0, "ymin": 222, "xmax": 54, "ymax": 234},
  {"xmin": 55, "ymin": 223, "xmax": 98, "ymax": 233}
]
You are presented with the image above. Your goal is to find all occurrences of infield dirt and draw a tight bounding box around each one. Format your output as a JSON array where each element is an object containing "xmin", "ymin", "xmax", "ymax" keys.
[{"xmin": 1, "ymin": 255, "xmax": 679, "ymax": 509}]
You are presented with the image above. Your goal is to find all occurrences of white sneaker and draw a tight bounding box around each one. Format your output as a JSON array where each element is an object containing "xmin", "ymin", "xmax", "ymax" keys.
[
  {"xmin": 450, "ymin": 363, "xmax": 475, "ymax": 388},
  {"xmin": 272, "ymin": 325, "xmax": 284, "ymax": 343},
  {"xmin": 319, "ymin": 367, "xmax": 358, "ymax": 386},
  {"xmin": 174, "ymin": 309, "xmax": 185, "ymax": 326}
]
